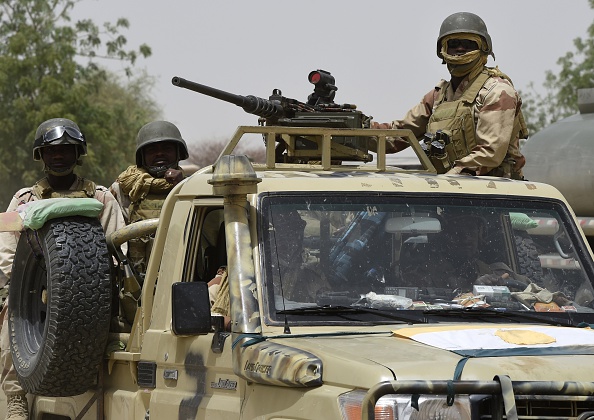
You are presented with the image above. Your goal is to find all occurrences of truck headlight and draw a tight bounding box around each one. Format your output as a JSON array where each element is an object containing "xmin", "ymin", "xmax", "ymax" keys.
[{"xmin": 338, "ymin": 390, "xmax": 471, "ymax": 420}]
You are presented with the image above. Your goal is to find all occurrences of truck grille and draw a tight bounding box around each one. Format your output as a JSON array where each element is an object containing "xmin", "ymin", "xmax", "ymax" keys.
[{"xmin": 475, "ymin": 395, "xmax": 594, "ymax": 419}]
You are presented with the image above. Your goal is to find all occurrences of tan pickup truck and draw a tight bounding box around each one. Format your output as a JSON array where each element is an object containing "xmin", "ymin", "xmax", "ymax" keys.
[{"xmin": 3, "ymin": 126, "xmax": 594, "ymax": 420}]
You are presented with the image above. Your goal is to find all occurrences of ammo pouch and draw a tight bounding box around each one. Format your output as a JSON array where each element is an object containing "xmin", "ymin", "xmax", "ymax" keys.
[
  {"xmin": 127, "ymin": 195, "xmax": 162, "ymax": 276},
  {"xmin": 430, "ymin": 154, "xmax": 451, "ymax": 174},
  {"xmin": 129, "ymin": 194, "xmax": 165, "ymax": 224}
]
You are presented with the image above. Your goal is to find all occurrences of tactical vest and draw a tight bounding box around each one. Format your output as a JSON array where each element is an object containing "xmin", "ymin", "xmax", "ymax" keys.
[
  {"xmin": 31, "ymin": 177, "xmax": 96, "ymax": 199},
  {"xmin": 127, "ymin": 193, "xmax": 166, "ymax": 278},
  {"xmin": 425, "ymin": 69, "xmax": 527, "ymax": 178},
  {"xmin": 128, "ymin": 193, "xmax": 166, "ymax": 224}
]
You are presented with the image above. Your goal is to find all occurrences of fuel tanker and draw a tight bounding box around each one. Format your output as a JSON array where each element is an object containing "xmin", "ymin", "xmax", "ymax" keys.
[{"xmin": 522, "ymin": 87, "xmax": 594, "ymax": 247}]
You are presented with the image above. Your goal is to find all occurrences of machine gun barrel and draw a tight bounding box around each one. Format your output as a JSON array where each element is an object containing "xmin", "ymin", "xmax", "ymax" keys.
[{"xmin": 172, "ymin": 76, "xmax": 285, "ymax": 119}]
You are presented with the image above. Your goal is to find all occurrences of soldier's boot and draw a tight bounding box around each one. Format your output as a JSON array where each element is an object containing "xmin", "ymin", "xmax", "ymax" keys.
[{"xmin": 5, "ymin": 393, "xmax": 28, "ymax": 420}]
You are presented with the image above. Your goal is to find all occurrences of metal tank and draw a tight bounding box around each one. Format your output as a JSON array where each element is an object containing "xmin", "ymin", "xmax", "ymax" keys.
[{"xmin": 523, "ymin": 88, "xmax": 594, "ymax": 217}]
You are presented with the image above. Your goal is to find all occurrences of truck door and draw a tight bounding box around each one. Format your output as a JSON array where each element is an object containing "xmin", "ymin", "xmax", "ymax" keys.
[{"xmin": 146, "ymin": 199, "xmax": 242, "ymax": 419}]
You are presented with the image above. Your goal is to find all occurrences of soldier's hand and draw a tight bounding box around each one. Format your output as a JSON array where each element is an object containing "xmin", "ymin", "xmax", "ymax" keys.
[
  {"xmin": 476, "ymin": 272, "xmax": 510, "ymax": 286},
  {"xmin": 447, "ymin": 167, "xmax": 475, "ymax": 176},
  {"xmin": 165, "ymin": 168, "xmax": 184, "ymax": 185},
  {"xmin": 371, "ymin": 121, "xmax": 391, "ymax": 130},
  {"xmin": 208, "ymin": 275, "xmax": 223, "ymax": 287}
]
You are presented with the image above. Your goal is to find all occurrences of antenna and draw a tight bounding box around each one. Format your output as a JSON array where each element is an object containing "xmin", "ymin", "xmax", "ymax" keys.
[{"xmin": 269, "ymin": 209, "xmax": 291, "ymax": 334}]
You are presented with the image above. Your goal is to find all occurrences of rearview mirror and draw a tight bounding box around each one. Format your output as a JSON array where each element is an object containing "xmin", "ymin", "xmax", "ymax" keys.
[
  {"xmin": 384, "ymin": 217, "xmax": 442, "ymax": 234},
  {"xmin": 171, "ymin": 281, "xmax": 212, "ymax": 335}
]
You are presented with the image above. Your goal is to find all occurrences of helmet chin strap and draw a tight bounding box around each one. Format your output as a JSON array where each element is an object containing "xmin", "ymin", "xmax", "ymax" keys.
[
  {"xmin": 41, "ymin": 147, "xmax": 81, "ymax": 176},
  {"xmin": 147, "ymin": 162, "xmax": 178, "ymax": 178},
  {"xmin": 143, "ymin": 147, "xmax": 181, "ymax": 177},
  {"xmin": 43, "ymin": 162, "xmax": 77, "ymax": 177}
]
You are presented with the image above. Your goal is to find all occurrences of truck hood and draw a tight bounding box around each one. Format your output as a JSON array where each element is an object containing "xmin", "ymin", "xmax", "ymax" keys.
[{"xmin": 274, "ymin": 324, "xmax": 594, "ymax": 388}]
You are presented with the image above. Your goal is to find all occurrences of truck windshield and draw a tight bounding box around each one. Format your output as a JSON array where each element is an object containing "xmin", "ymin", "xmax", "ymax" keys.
[{"xmin": 259, "ymin": 193, "xmax": 594, "ymax": 325}]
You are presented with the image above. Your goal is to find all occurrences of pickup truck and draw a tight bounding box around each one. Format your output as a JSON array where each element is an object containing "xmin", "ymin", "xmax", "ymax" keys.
[{"xmin": 3, "ymin": 126, "xmax": 594, "ymax": 420}]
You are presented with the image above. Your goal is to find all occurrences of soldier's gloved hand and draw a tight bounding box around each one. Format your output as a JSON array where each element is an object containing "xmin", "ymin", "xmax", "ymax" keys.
[
  {"xmin": 446, "ymin": 166, "xmax": 476, "ymax": 176},
  {"xmin": 165, "ymin": 168, "xmax": 184, "ymax": 185}
]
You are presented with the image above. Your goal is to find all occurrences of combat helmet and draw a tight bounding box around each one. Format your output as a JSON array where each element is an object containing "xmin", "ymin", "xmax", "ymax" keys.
[
  {"xmin": 33, "ymin": 118, "xmax": 87, "ymax": 161},
  {"xmin": 135, "ymin": 120, "xmax": 189, "ymax": 167},
  {"xmin": 436, "ymin": 12, "xmax": 494, "ymax": 59}
]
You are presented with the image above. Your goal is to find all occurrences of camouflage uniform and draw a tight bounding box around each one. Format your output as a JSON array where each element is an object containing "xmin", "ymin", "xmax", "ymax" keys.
[
  {"xmin": 386, "ymin": 70, "xmax": 526, "ymax": 178},
  {"xmin": 109, "ymin": 166, "xmax": 184, "ymax": 278},
  {"xmin": 377, "ymin": 12, "xmax": 527, "ymax": 179},
  {"xmin": 109, "ymin": 121, "xmax": 188, "ymax": 277},
  {"xmin": 279, "ymin": 263, "xmax": 331, "ymax": 303},
  {"xmin": 0, "ymin": 176, "xmax": 125, "ymax": 283},
  {"xmin": 0, "ymin": 176, "xmax": 125, "ymax": 400},
  {"xmin": 0, "ymin": 118, "xmax": 125, "ymax": 419},
  {"xmin": 109, "ymin": 166, "xmax": 181, "ymax": 224}
]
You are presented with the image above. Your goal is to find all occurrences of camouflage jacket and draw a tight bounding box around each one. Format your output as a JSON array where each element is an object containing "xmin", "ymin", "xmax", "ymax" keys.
[
  {"xmin": 388, "ymin": 70, "xmax": 526, "ymax": 176},
  {"xmin": 0, "ymin": 176, "xmax": 126, "ymax": 285}
]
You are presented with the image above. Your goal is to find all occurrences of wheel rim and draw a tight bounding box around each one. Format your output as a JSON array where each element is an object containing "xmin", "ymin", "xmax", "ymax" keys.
[{"xmin": 20, "ymin": 254, "xmax": 48, "ymax": 357}]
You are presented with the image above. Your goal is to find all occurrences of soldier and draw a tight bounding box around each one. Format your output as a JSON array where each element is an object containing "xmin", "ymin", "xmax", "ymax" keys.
[
  {"xmin": 399, "ymin": 210, "xmax": 530, "ymax": 293},
  {"xmin": 110, "ymin": 120, "xmax": 189, "ymax": 277},
  {"xmin": 209, "ymin": 209, "xmax": 332, "ymax": 331},
  {"xmin": 269, "ymin": 209, "xmax": 331, "ymax": 302},
  {"xmin": 0, "ymin": 118, "xmax": 126, "ymax": 420},
  {"xmin": 373, "ymin": 12, "xmax": 527, "ymax": 179}
]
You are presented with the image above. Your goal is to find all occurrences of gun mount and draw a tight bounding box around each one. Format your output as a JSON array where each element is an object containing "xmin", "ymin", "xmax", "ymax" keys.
[{"xmin": 172, "ymin": 70, "xmax": 373, "ymax": 163}]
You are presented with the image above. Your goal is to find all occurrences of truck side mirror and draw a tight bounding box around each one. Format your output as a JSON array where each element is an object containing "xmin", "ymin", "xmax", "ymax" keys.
[{"xmin": 171, "ymin": 282, "xmax": 212, "ymax": 335}]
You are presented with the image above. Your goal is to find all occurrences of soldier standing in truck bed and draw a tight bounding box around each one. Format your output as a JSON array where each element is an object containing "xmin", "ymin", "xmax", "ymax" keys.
[
  {"xmin": 109, "ymin": 120, "xmax": 189, "ymax": 277},
  {"xmin": 0, "ymin": 118, "xmax": 126, "ymax": 420},
  {"xmin": 373, "ymin": 12, "xmax": 527, "ymax": 179}
]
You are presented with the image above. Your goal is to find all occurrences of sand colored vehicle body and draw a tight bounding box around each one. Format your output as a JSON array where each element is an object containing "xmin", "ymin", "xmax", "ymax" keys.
[{"xmin": 2, "ymin": 126, "xmax": 594, "ymax": 420}]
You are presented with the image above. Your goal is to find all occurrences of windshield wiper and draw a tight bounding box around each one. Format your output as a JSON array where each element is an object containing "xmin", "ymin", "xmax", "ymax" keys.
[
  {"xmin": 423, "ymin": 307, "xmax": 575, "ymax": 327},
  {"xmin": 277, "ymin": 305, "xmax": 427, "ymax": 324}
]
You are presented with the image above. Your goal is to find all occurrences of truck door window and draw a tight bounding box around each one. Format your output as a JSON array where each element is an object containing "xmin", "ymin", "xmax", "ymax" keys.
[{"xmin": 183, "ymin": 206, "xmax": 224, "ymax": 283}]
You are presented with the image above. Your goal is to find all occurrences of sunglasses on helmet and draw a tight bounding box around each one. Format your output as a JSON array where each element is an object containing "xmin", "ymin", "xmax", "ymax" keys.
[
  {"xmin": 34, "ymin": 126, "xmax": 85, "ymax": 147},
  {"xmin": 447, "ymin": 39, "xmax": 479, "ymax": 50}
]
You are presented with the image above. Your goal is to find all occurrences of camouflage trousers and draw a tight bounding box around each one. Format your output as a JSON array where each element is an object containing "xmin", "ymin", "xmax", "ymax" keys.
[
  {"xmin": 485, "ymin": 159, "xmax": 524, "ymax": 180},
  {"xmin": 0, "ymin": 298, "xmax": 25, "ymax": 395}
]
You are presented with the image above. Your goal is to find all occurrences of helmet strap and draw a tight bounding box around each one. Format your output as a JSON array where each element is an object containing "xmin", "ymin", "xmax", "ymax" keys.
[
  {"xmin": 43, "ymin": 162, "xmax": 77, "ymax": 177},
  {"xmin": 147, "ymin": 162, "xmax": 179, "ymax": 178},
  {"xmin": 141, "ymin": 144, "xmax": 181, "ymax": 177}
]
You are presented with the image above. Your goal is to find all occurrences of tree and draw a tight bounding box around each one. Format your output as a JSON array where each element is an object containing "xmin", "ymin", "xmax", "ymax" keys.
[
  {"xmin": 0, "ymin": 0, "xmax": 158, "ymax": 209},
  {"xmin": 522, "ymin": 0, "xmax": 594, "ymax": 134}
]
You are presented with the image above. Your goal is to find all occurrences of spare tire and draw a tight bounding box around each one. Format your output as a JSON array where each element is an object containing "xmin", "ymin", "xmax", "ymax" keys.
[
  {"xmin": 9, "ymin": 216, "xmax": 112, "ymax": 396},
  {"xmin": 514, "ymin": 231, "xmax": 544, "ymax": 285}
]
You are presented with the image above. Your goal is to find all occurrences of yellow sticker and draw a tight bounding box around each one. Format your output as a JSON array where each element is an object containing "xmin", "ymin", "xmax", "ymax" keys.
[{"xmin": 495, "ymin": 329, "xmax": 556, "ymax": 345}]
